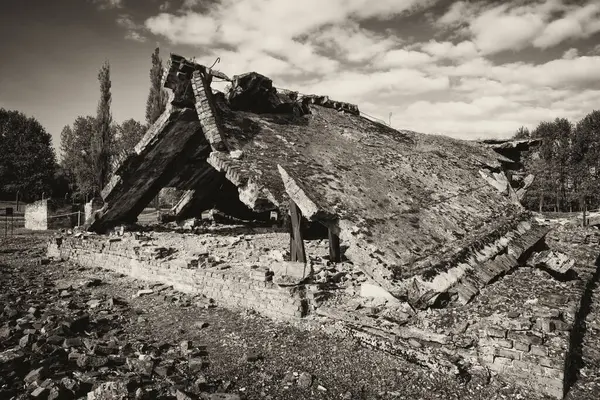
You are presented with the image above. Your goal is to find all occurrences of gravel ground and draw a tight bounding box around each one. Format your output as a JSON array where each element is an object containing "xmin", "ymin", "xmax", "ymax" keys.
[{"xmin": 0, "ymin": 231, "xmax": 596, "ymax": 399}]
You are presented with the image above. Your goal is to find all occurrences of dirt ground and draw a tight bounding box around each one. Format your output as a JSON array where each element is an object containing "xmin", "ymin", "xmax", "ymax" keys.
[{"xmin": 0, "ymin": 230, "xmax": 599, "ymax": 399}]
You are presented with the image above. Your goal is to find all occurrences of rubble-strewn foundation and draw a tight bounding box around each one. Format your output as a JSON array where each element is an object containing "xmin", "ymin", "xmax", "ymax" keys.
[
  {"xmin": 47, "ymin": 220, "xmax": 591, "ymax": 399},
  {"xmin": 49, "ymin": 235, "xmax": 306, "ymax": 320}
]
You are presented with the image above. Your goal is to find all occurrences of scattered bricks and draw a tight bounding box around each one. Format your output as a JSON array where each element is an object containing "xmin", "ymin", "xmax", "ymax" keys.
[
  {"xmin": 19, "ymin": 334, "xmax": 34, "ymax": 348},
  {"xmin": 63, "ymin": 337, "xmax": 83, "ymax": 348},
  {"xmin": 536, "ymin": 309, "xmax": 561, "ymax": 319},
  {"xmin": 536, "ymin": 318, "xmax": 556, "ymax": 332},
  {"xmin": 76, "ymin": 355, "xmax": 109, "ymax": 369},
  {"xmin": 485, "ymin": 326, "xmax": 506, "ymax": 338},
  {"xmin": 126, "ymin": 357, "xmax": 155, "ymax": 376},
  {"xmin": 188, "ymin": 356, "xmax": 209, "ymax": 372},
  {"xmin": 530, "ymin": 345, "xmax": 549, "ymax": 356},
  {"xmin": 488, "ymin": 355, "xmax": 513, "ymax": 374},
  {"xmin": 494, "ymin": 347, "xmax": 521, "ymax": 360},
  {"xmin": 250, "ymin": 267, "xmax": 273, "ymax": 282},
  {"xmin": 24, "ymin": 366, "xmax": 47, "ymax": 383},
  {"xmin": 539, "ymin": 356, "xmax": 561, "ymax": 369},
  {"xmin": 505, "ymin": 318, "xmax": 533, "ymax": 331},
  {"xmin": 479, "ymin": 352, "xmax": 494, "ymax": 364},
  {"xmin": 513, "ymin": 360, "xmax": 545, "ymax": 376},
  {"xmin": 507, "ymin": 331, "xmax": 543, "ymax": 346},
  {"xmin": 521, "ymin": 353, "xmax": 560, "ymax": 369},
  {"xmin": 553, "ymin": 320, "xmax": 570, "ymax": 331},
  {"xmin": 513, "ymin": 341, "xmax": 530, "ymax": 352},
  {"xmin": 495, "ymin": 338, "xmax": 513, "ymax": 349},
  {"xmin": 30, "ymin": 387, "xmax": 48, "ymax": 399}
]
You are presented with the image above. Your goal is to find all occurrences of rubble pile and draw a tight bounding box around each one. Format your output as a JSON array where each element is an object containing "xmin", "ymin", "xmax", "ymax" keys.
[
  {"xmin": 87, "ymin": 53, "xmax": 533, "ymax": 303},
  {"xmin": 0, "ymin": 239, "xmax": 243, "ymax": 400}
]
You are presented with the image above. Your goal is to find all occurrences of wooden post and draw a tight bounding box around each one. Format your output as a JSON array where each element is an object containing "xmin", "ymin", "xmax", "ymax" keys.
[
  {"xmin": 288, "ymin": 199, "xmax": 306, "ymax": 263},
  {"xmin": 328, "ymin": 228, "xmax": 341, "ymax": 263}
]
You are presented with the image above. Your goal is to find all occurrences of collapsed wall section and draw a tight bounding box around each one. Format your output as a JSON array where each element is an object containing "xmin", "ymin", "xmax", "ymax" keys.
[{"xmin": 49, "ymin": 236, "xmax": 306, "ymax": 320}]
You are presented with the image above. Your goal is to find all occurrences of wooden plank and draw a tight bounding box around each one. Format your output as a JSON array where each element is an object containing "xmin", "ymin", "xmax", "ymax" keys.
[
  {"xmin": 328, "ymin": 228, "xmax": 341, "ymax": 262},
  {"xmin": 289, "ymin": 199, "xmax": 306, "ymax": 263}
]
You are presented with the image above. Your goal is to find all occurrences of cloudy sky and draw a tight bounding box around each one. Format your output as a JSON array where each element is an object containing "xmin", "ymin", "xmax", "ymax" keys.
[{"xmin": 1, "ymin": 0, "xmax": 600, "ymax": 153}]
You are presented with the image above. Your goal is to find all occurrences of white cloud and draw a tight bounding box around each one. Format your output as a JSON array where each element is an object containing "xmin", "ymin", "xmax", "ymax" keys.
[
  {"xmin": 145, "ymin": 0, "xmax": 435, "ymax": 75},
  {"xmin": 143, "ymin": 0, "xmax": 600, "ymax": 141},
  {"xmin": 420, "ymin": 40, "xmax": 478, "ymax": 60},
  {"xmin": 310, "ymin": 23, "xmax": 400, "ymax": 63},
  {"xmin": 299, "ymin": 69, "xmax": 449, "ymax": 102},
  {"xmin": 435, "ymin": 0, "xmax": 600, "ymax": 54},
  {"xmin": 145, "ymin": 12, "xmax": 217, "ymax": 45},
  {"xmin": 125, "ymin": 31, "xmax": 146, "ymax": 42},
  {"xmin": 533, "ymin": 2, "xmax": 600, "ymax": 48},
  {"xmin": 563, "ymin": 48, "xmax": 579, "ymax": 59},
  {"xmin": 116, "ymin": 14, "xmax": 147, "ymax": 42},
  {"xmin": 469, "ymin": 4, "xmax": 547, "ymax": 54},
  {"xmin": 431, "ymin": 55, "xmax": 600, "ymax": 89},
  {"xmin": 437, "ymin": 1, "xmax": 473, "ymax": 26},
  {"xmin": 375, "ymin": 49, "xmax": 433, "ymax": 68},
  {"xmin": 146, "ymin": 0, "xmax": 435, "ymax": 46},
  {"xmin": 489, "ymin": 56, "xmax": 600, "ymax": 88},
  {"xmin": 116, "ymin": 14, "xmax": 136, "ymax": 30}
]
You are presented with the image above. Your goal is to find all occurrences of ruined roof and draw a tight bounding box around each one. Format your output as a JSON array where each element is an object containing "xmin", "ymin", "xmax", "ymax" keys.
[
  {"xmin": 91, "ymin": 54, "xmax": 528, "ymax": 297},
  {"xmin": 209, "ymin": 93, "xmax": 525, "ymax": 282}
]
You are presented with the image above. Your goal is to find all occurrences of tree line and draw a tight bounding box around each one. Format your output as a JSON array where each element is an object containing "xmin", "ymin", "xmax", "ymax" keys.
[
  {"xmin": 0, "ymin": 48, "xmax": 167, "ymax": 204},
  {"xmin": 514, "ymin": 110, "xmax": 600, "ymax": 213}
]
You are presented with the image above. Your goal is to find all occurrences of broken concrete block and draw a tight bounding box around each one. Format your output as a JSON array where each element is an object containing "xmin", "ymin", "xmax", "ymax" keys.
[
  {"xmin": 360, "ymin": 282, "xmax": 398, "ymax": 303},
  {"xmin": 530, "ymin": 250, "xmax": 575, "ymax": 276}
]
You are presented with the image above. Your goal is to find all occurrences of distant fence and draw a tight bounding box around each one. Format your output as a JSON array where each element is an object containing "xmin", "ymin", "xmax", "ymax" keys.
[{"xmin": 0, "ymin": 205, "xmax": 24, "ymax": 235}]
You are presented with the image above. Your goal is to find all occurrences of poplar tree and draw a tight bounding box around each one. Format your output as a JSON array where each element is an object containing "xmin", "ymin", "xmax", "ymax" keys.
[
  {"xmin": 146, "ymin": 47, "xmax": 167, "ymax": 125},
  {"xmin": 145, "ymin": 48, "xmax": 167, "ymax": 210},
  {"xmin": 94, "ymin": 60, "xmax": 113, "ymax": 195}
]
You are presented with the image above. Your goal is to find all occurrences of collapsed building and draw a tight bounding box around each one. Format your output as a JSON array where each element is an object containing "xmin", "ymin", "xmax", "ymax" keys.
[{"xmin": 49, "ymin": 54, "xmax": 584, "ymax": 399}]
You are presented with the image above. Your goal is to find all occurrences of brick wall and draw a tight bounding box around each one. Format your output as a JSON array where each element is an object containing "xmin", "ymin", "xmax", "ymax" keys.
[
  {"xmin": 191, "ymin": 71, "xmax": 226, "ymax": 151},
  {"xmin": 478, "ymin": 311, "xmax": 569, "ymax": 399},
  {"xmin": 25, "ymin": 200, "xmax": 48, "ymax": 230},
  {"xmin": 49, "ymin": 236, "xmax": 306, "ymax": 321}
]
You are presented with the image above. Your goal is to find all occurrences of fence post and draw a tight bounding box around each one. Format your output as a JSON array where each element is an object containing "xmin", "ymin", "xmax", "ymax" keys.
[{"xmin": 77, "ymin": 211, "xmax": 81, "ymax": 227}]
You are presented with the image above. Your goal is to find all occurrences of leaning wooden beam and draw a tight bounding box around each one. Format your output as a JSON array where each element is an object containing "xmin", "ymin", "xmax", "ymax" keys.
[
  {"xmin": 89, "ymin": 108, "xmax": 208, "ymax": 232},
  {"xmin": 289, "ymin": 199, "xmax": 306, "ymax": 263},
  {"xmin": 328, "ymin": 228, "xmax": 341, "ymax": 263}
]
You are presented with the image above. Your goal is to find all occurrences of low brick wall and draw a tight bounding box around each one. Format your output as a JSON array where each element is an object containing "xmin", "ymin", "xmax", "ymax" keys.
[
  {"xmin": 48, "ymin": 236, "xmax": 306, "ymax": 320},
  {"xmin": 478, "ymin": 312, "xmax": 570, "ymax": 399},
  {"xmin": 25, "ymin": 200, "xmax": 48, "ymax": 230}
]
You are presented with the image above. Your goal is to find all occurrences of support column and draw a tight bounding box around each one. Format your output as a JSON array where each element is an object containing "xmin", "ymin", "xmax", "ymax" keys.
[
  {"xmin": 328, "ymin": 229, "xmax": 341, "ymax": 263},
  {"xmin": 288, "ymin": 199, "xmax": 306, "ymax": 263}
]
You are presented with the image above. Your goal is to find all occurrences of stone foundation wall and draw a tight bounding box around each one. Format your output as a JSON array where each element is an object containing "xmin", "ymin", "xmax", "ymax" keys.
[
  {"xmin": 48, "ymin": 236, "xmax": 306, "ymax": 320},
  {"xmin": 25, "ymin": 200, "xmax": 48, "ymax": 230}
]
